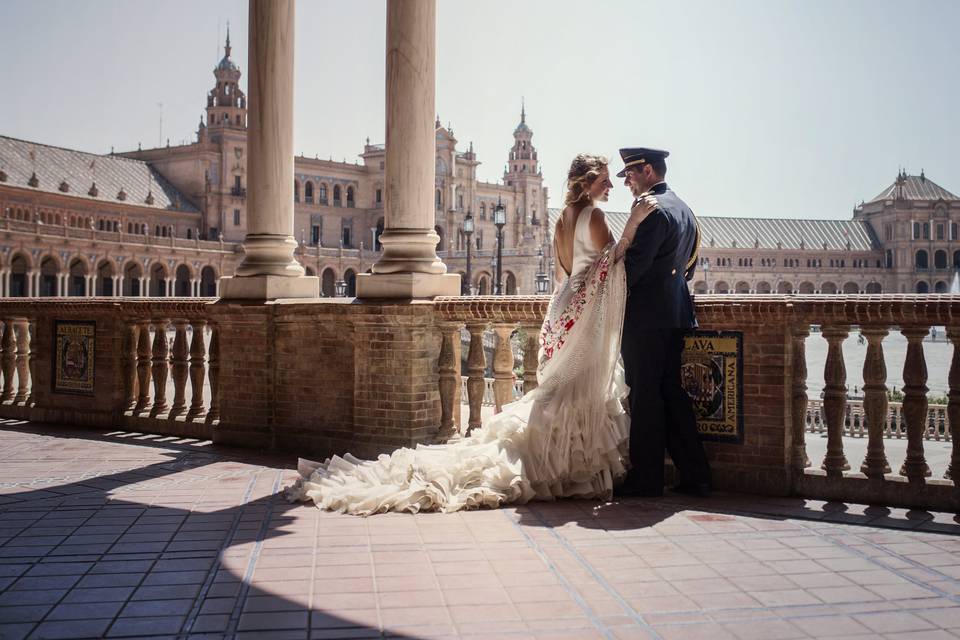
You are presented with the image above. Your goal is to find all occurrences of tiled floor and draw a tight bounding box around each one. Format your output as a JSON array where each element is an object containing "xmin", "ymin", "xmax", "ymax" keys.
[{"xmin": 0, "ymin": 420, "xmax": 957, "ymax": 640}]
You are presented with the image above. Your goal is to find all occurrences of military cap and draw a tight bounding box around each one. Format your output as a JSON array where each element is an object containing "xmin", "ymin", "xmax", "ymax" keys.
[{"xmin": 616, "ymin": 147, "xmax": 669, "ymax": 177}]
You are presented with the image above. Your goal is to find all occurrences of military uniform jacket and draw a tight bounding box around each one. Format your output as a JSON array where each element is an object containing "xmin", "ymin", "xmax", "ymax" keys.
[{"xmin": 623, "ymin": 182, "xmax": 698, "ymax": 329}]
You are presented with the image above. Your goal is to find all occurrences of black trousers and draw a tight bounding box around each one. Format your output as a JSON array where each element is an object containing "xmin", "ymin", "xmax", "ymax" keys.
[{"xmin": 620, "ymin": 328, "xmax": 711, "ymax": 491}]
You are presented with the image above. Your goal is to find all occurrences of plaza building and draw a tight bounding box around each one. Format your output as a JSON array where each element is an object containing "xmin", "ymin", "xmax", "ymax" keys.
[
  {"xmin": 553, "ymin": 170, "xmax": 960, "ymax": 295},
  {"xmin": 0, "ymin": 35, "xmax": 549, "ymax": 298}
]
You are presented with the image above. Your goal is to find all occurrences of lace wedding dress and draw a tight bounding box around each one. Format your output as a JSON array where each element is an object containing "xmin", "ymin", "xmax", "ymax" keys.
[{"xmin": 286, "ymin": 206, "xmax": 630, "ymax": 515}]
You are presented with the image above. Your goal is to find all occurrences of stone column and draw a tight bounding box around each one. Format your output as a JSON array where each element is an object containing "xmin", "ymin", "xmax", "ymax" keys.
[
  {"xmin": 219, "ymin": 0, "xmax": 318, "ymax": 300},
  {"xmin": 356, "ymin": 0, "xmax": 459, "ymax": 299}
]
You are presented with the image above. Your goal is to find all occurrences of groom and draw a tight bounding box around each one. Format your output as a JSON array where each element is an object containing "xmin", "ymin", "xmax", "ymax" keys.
[{"xmin": 615, "ymin": 147, "xmax": 711, "ymax": 498}]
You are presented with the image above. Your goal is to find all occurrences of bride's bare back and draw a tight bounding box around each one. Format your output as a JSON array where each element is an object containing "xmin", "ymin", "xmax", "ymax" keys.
[{"xmin": 553, "ymin": 205, "xmax": 614, "ymax": 279}]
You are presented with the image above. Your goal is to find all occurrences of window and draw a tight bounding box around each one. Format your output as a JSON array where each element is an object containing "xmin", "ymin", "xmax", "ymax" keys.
[
  {"xmin": 341, "ymin": 227, "xmax": 351, "ymax": 248},
  {"xmin": 435, "ymin": 190, "xmax": 442, "ymax": 209},
  {"xmin": 333, "ymin": 185, "xmax": 341, "ymax": 205},
  {"xmin": 305, "ymin": 182, "xmax": 314, "ymax": 204},
  {"xmin": 187, "ymin": 229, "xmax": 193, "ymax": 240},
  {"xmin": 457, "ymin": 193, "xmax": 463, "ymax": 210},
  {"xmin": 346, "ymin": 186, "xmax": 355, "ymax": 207},
  {"xmin": 375, "ymin": 189, "xmax": 382, "ymax": 204},
  {"xmin": 953, "ymin": 223, "xmax": 959, "ymax": 240},
  {"xmin": 311, "ymin": 224, "xmax": 320, "ymax": 245},
  {"xmin": 234, "ymin": 175, "xmax": 241, "ymax": 193},
  {"xmin": 937, "ymin": 224, "xmax": 944, "ymax": 240},
  {"xmin": 915, "ymin": 249, "xmax": 929, "ymax": 270},
  {"xmin": 923, "ymin": 222, "xmax": 930, "ymax": 239},
  {"xmin": 233, "ymin": 209, "xmax": 241, "ymax": 226},
  {"xmin": 319, "ymin": 184, "xmax": 328, "ymax": 203},
  {"xmin": 294, "ymin": 181, "xmax": 300, "ymax": 202}
]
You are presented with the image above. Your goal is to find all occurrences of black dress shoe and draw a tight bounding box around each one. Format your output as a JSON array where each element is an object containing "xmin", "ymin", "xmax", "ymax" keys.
[
  {"xmin": 671, "ymin": 482, "xmax": 712, "ymax": 498},
  {"xmin": 614, "ymin": 485, "xmax": 663, "ymax": 498}
]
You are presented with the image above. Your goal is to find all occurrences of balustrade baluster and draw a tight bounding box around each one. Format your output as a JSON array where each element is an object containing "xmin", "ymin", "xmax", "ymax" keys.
[
  {"xmin": 0, "ymin": 320, "xmax": 16, "ymax": 403},
  {"xmin": 187, "ymin": 319, "xmax": 207, "ymax": 420},
  {"xmin": 821, "ymin": 324, "xmax": 850, "ymax": 475},
  {"xmin": 207, "ymin": 324, "xmax": 220, "ymax": 422},
  {"xmin": 860, "ymin": 327, "xmax": 890, "ymax": 478},
  {"xmin": 900, "ymin": 326, "xmax": 932, "ymax": 481},
  {"xmin": 437, "ymin": 322, "xmax": 461, "ymax": 441},
  {"xmin": 123, "ymin": 321, "xmax": 139, "ymax": 411},
  {"xmin": 26, "ymin": 321, "xmax": 36, "ymax": 406},
  {"xmin": 13, "ymin": 319, "xmax": 30, "ymax": 404},
  {"xmin": 791, "ymin": 325, "xmax": 810, "ymax": 469},
  {"xmin": 521, "ymin": 323, "xmax": 540, "ymax": 395},
  {"xmin": 945, "ymin": 327, "xmax": 960, "ymax": 480},
  {"xmin": 465, "ymin": 322, "xmax": 487, "ymax": 434},
  {"xmin": 150, "ymin": 319, "xmax": 170, "ymax": 417},
  {"xmin": 492, "ymin": 323, "xmax": 515, "ymax": 413},
  {"xmin": 134, "ymin": 320, "xmax": 152, "ymax": 413},
  {"xmin": 168, "ymin": 320, "xmax": 189, "ymax": 418}
]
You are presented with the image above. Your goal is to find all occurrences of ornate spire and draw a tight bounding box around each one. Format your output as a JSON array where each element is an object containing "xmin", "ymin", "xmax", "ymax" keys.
[
  {"xmin": 521, "ymin": 97, "xmax": 526, "ymax": 125},
  {"xmin": 225, "ymin": 21, "xmax": 231, "ymax": 58}
]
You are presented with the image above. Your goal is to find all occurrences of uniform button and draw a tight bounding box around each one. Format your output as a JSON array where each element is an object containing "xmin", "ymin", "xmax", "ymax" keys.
[{"xmin": 671, "ymin": 268, "xmax": 677, "ymax": 275}]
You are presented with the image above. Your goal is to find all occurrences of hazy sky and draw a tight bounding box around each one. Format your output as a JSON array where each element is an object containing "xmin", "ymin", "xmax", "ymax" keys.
[{"xmin": 1, "ymin": 0, "xmax": 958, "ymax": 218}]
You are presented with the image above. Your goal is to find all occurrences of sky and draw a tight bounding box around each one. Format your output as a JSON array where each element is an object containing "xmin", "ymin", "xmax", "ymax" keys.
[{"xmin": 1, "ymin": 0, "xmax": 958, "ymax": 219}]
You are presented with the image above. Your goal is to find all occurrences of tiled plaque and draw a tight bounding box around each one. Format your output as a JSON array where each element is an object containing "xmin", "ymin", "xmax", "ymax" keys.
[
  {"xmin": 681, "ymin": 330, "xmax": 743, "ymax": 443},
  {"xmin": 53, "ymin": 320, "xmax": 95, "ymax": 395}
]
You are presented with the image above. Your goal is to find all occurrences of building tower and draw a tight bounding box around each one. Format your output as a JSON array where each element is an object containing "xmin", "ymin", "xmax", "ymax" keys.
[
  {"xmin": 205, "ymin": 28, "xmax": 247, "ymax": 132},
  {"xmin": 503, "ymin": 100, "xmax": 545, "ymax": 248}
]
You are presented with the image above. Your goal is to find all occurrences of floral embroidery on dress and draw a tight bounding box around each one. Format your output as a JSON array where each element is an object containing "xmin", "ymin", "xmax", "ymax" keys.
[{"xmin": 538, "ymin": 251, "xmax": 612, "ymax": 371}]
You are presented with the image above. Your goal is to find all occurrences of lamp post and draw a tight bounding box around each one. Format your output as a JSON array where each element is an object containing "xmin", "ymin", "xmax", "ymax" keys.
[
  {"xmin": 702, "ymin": 258, "xmax": 709, "ymax": 294},
  {"xmin": 493, "ymin": 197, "xmax": 506, "ymax": 295},
  {"xmin": 463, "ymin": 209, "xmax": 474, "ymax": 296},
  {"xmin": 535, "ymin": 247, "xmax": 549, "ymax": 294}
]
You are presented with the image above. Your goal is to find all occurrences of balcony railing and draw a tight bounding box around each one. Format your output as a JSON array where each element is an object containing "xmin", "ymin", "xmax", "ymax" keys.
[{"xmin": 0, "ymin": 294, "xmax": 957, "ymax": 512}]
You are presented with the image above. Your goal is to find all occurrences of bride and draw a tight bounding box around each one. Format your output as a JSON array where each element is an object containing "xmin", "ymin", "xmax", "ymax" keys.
[{"xmin": 286, "ymin": 154, "xmax": 657, "ymax": 515}]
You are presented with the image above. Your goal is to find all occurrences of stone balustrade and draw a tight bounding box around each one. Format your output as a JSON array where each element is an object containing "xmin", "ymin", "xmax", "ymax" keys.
[
  {"xmin": 0, "ymin": 294, "xmax": 957, "ymax": 512},
  {"xmin": 0, "ymin": 298, "xmax": 218, "ymax": 439}
]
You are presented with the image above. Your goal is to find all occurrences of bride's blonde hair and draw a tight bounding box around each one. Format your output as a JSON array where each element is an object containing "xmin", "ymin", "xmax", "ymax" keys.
[{"xmin": 564, "ymin": 154, "xmax": 608, "ymax": 207}]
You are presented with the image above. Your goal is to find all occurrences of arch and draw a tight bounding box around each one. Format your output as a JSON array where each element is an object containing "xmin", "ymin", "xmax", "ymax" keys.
[
  {"xmin": 798, "ymin": 281, "xmax": 816, "ymax": 294},
  {"xmin": 200, "ymin": 266, "xmax": 218, "ymax": 296},
  {"xmin": 915, "ymin": 249, "xmax": 929, "ymax": 270},
  {"xmin": 755, "ymin": 281, "xmax": 771, "ymax": 294},
  {"xmin": 68, "ymin": 258, "xmax": 88, "ymax": 296},
  {"xmin": 321, "ymin": 267, "xmax": 336, "ymax": 297},
  {"xmin": 954, "ymin": 250, "xmax": 960, "ymax": 270},
  {"xmin": 40, "ymin": 256, "xmax": 59, "ymax": 296},
  {"xmin": 916, "ymin": 281, "xmax": 929, "ymax": 294},
  {"xmin": 304, "ymin": 181, "xmax": 314, "ymax": 203},
  {"xmin": 735, "ymin": 281, "xmax": 750, "ymax": 294},
  {"xmin": 842, "ymin": 281, "xmax": 860, "ymax": 294},
  {"xmin": 9, "ymin": 254, "xmax": 29, "ymax": 297},
  {"xmin": 477, "ymin": 274, "xmax": 491, "ymax": 296},
  {"xmin": 434, "ymin": 225, "xmax": 444, "ymax": 252},
  {"xmin": 123, "ymin": 262, "xmax": 143, "ymax": 296},
  {"xmin": 344, "ymin": 269, "xmax": 357, "ymax": 297},
  {"xmin": 174, "ymin": 264, "xmax": 192, "ymax": 296},
  {"xmin": 713, "ymin": 280, "xmax": 730, "ymax": 294},
  {"xmin": 346, "ymin": 186, "xmax": 355, "ymax": 205},
  {"xmin": 934, "ymin": 280, "xmax": 949, "ymax": 294},
  {"xmin": 820, "ymin": 281, "xmax": 838, "ymax": 294},
  {"xmin": 934, "ymin": 250, "xmax": 948, "ymax": 270},
  {"xmin": 333, "ymin": 185, "xmax": 342, "ymax": 204},
  {"xmin": 692, "ymin": 280, "xmax": 708, "ymax": 294},
  {"xmin": 149, "ymin": 262, "xmax": 168, "ymax": 297},
  {"xmin": 865, "ymin": 282, "xmax": 882, "ymax": 294},
  {"xmin": 96, "ymin": 259, "xmax": 116, "ymax": 296},
  {"xmin": 505, "ymin": 272, "xmax": 517, "ymax": 295}
]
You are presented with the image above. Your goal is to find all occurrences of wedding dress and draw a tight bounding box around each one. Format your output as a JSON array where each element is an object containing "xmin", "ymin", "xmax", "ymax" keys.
[{"xmin": 286, "ymin": 205, "xmax": 630, "ymax": 515}]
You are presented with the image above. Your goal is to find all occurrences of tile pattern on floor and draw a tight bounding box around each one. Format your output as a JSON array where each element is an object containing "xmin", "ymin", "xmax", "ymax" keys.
[{"xmin": 0, "ymin": 421, "xmax": 958, "ymax": 639}]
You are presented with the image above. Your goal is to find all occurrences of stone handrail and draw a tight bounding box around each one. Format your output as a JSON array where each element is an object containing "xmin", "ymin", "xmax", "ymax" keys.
[{"xmin": 0, "ymin": 297, "xmax": 218, "ymax": 440}]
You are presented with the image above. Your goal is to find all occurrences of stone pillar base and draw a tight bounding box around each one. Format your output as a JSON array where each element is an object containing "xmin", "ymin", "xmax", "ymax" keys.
[
  {"xmin": 219, "ymin": 275, "xmax": 319, "ymax": 300},
  {"xmin": 356, "ymin": 272, "xmax": 459, "ymax": 299}
]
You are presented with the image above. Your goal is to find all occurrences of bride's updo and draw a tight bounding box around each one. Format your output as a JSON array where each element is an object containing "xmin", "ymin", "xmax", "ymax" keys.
[{"xmin": 564, "ymin": 154, "xmax": 608, "ymax": 207}]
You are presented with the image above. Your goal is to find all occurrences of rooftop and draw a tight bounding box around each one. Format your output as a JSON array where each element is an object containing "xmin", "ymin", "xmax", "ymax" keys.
[
  {"xmin": 0, "ymin": 422, "xmax": 957, "ymax": 639},
  {"xmin": 868, "ymin": 172, "xmax": 959, "ymax": 204},
  {"xmin": 0, "ymin": 136, "xmax": 200, "ymax": 213},
  {"xmin": 547, "ymin": 208, "xmax": 879, "ymax": 251}
]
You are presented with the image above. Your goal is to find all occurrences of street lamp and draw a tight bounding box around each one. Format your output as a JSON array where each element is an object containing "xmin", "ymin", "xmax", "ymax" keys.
[
  {"xmin": 493, "ymin": 197, "xmax": 506, "ymax": 295},
  {"xmin": 335, "ymin": 278, "xmax": 347, "ymax": 297},
  {"xmin": 702, "ymin": 258, "xmax": 709, "ymax": 294},
  {"xmin": 463, "ymin": 209, "xmax": 474, "ymax": 296},
  {"xmin": 535, "ymin": 247, "xmax": 549, "ymax": 294}
]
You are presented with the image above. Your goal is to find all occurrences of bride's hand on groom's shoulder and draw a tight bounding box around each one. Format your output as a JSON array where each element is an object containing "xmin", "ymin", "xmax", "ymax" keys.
[{"xmin": 629, "ymin": 195, "xmax": 658, "ymax": 223}]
